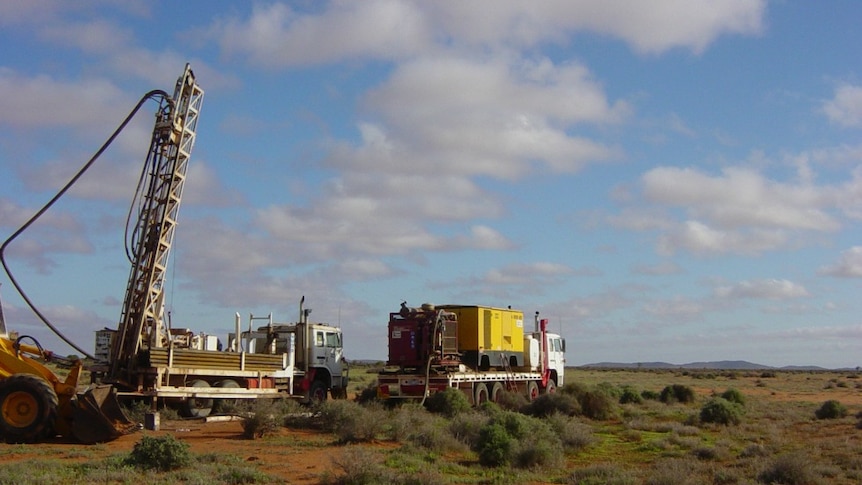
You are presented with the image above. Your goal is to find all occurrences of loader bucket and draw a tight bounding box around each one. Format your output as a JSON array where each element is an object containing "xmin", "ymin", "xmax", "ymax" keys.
[{"xmin": 72, "ymin": 385, "xmax": 138, "ymax": 444}]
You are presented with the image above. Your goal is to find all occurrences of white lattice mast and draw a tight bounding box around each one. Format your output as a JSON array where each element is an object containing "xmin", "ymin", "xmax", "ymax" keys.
[{"xmin": 110, "ymin": 64, "xmax": 203, "ymax": 383}]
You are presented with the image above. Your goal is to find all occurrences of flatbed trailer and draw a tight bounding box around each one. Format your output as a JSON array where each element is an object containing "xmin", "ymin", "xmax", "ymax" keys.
[{"xmin": 378, "ymin": 369, "xmax": 555, "ymax": 404}]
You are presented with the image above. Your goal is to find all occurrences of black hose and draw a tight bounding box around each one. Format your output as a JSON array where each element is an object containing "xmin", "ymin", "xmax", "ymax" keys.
[{"xmin": 0, "ymin": 89, "xmax": 173, "ymax": 359}]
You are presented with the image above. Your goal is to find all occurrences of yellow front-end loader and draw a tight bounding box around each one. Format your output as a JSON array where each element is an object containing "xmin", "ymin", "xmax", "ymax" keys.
[{"xmin": 0, "ymin": 301, "xmax": 136, "ymax": 443}]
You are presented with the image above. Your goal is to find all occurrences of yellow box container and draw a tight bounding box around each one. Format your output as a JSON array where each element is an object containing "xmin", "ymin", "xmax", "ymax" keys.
[{"xmin": 440, "ymin": 305, "xmax": 524, "ymax": 353}]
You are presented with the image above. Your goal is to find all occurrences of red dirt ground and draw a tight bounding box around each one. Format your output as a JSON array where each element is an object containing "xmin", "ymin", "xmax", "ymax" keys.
[{"xmin": 1, "ymin": 418, "xmax": 365, "ymax": 484}]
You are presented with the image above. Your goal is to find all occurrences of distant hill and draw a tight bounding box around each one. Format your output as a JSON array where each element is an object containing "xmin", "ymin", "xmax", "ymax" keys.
[{"xmin": 580, "ymin": 360, "xmax": 835, "ymax": 371}]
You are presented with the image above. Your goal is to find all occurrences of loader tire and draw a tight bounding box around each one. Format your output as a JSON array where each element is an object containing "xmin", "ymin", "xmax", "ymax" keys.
[{"xmin": 0, "ymin": 374, "xmax": 58, "ymax": 443}]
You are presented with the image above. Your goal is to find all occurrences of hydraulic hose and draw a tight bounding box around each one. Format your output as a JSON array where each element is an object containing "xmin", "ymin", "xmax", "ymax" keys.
[{"xmin": 0, "ymin": 89, "xmax": 173, "ymax": 359}]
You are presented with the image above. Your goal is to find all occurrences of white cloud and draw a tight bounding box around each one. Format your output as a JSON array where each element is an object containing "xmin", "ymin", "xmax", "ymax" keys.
[
  {"xmin": 0, "ymin": 69, "xmax": 127, "ymax": 128},
  {"xmin": 631, "ymin": 261, "xmax": 683, "ymax": 275},
  {"xmin": 657, "ymin": 220, "xmax": 788, "ymax": 256},
  {"xmin": 208, "ymin": 0, "xmax": 766, "ymax": 65},
  {"xmin": 714, "ymin": 279, "xmax": 810, "ymax": 300},
  {"xmin": 822, "ymin": 84, "xmax": 862, "ymax": 127},
  {"xmin": 643, "ymin": 296, "xmax": 704, "ymax": 318},
  {"xmin": 336, "ymin": 57, "xmax": 625, "ymax": 181},
  {"xmin": 819, "ymin": 246, "xmax": 862, "ymax": 278},
  {"xmin": 209, "ymin": 1, "xmax": 431, "ymax": 67},
  {"xmin": 643, "ymin": 167, "xmax": 838, "ymax": 231}
]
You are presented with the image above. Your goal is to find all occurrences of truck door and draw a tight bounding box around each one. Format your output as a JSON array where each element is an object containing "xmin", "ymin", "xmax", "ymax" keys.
[{"xmin": 313, "ymin": 329, "xmax": 344, "ymax": 378}]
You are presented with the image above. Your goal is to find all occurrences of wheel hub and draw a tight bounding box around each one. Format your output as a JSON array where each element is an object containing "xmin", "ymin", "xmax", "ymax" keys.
[{"xmin": 3, "ymin": 391, "xmax": 38, "ymax": 428}]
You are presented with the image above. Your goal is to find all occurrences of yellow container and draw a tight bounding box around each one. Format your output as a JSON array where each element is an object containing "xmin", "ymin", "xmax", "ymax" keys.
[{"xmin": 440, "ymin": 305, "xmax": 524, "ymax": 353}]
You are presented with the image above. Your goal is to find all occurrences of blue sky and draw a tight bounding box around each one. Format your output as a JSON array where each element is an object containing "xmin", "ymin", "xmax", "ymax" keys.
[{"xmin": 1, "ymin": 1, "xmax": 861, "ymax": 368}]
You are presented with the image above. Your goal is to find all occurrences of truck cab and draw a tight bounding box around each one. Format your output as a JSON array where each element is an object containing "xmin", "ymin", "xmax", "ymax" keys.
[{"xmin": 239, "ymin": 313, "xmax": 348, "ymax": 401}]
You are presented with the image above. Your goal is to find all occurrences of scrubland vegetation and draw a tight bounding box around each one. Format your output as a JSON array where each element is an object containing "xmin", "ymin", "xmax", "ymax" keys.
[{"xmin": 0, "ymin": 366, "xmax": 860, "ymax": 484}]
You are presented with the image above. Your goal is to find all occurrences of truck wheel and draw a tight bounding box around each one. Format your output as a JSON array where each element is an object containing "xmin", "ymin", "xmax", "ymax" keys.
[
  {"xmin": 525, "ymin": 381, "xmax": 539, "ymax": 402},
  {"xmin": 474, "ymin": 383, "xmax": 489, "ymax": 405},
  {"xmin": 490, "ymin": 382, "xmax": 505, "ymax": 403},
  {"xmin": 0, "ymin": 374, "xmax": 58, "ymax": 443},
  {"xmin": 181, "ymin": 379, "xmax": 213, "ymax": 418},
  {"xmin": 308, "ymin": 380, "xmax": 328, "ymax": 403},
  {"xmin": 543, "ymin": 379, "xmax": 557, "ymax": 394},
  {"xmin": 214, "ymin": 379, "xmax": 241, "ymax": 413}
]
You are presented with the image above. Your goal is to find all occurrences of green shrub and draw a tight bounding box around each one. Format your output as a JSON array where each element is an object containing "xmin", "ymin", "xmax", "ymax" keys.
[
  {"xmin": 660, "ymin": 384, "xmax": 696, "ymax": 404},
  {"xmin": 494, "ymin": 389, "xmax": 529, "ymax": 411},
  {"xmin": 474, "ymin": 410, "xmax": 564, "ymax": 468},
  {"xmin": 641, "ymin": 390, "xmax": 661, "ymax": 401},
  {"xmin": 477, "ymin": 423, "xmax": 512, "ymax": 467},
  {"xmin": 545, "ymin": 413, "xmax": 596, "ymax": 451},
  {"xmin": 512, "ymin": 433, "xmax": 564, "ymax": 469},
  {"xmin": 241, "ymin": 399, "xmax": 286, "ymax": 439},
  {"xmin": 814, "ymin": 399, "xmax": 848, "ymax": 420},
  {"xmin": 125, "ymin": 435, "xmax": 191, "ymax": 471},
  {"xmin": 595, "ymin": 382, "xmax": 623, "ymax": 399},
  {"xmin": 719, "ymin": 388, "xmax": 745, "ymax": 406},
  {"xmin": 425, "ymin": 387, "xmax": 471, "ymax": 417},
  {"xmin": 569, "ymin": 463, "xmax": 638, "ymax": 485},
  {"xmin": 619, "ymin": 387, "xmax": 644, "ymax": 404},
  {"xmin": 318, "ymin": 400, "xmax": 385, "ymax": 443},
  {"xmin": 448, "ymin": 410, "xmax": 489, "ymax": 448},
  {"xmin": 699, "ymin": 398, "xmax": 743, "ymax": 425},
  {"xmin": 523, "ymin": 392, "xmax": 581, "ymax": 417},
  {"xmin": 325, "ymin": 447, "xmax": 397, "ymax": 484},
  {"xmin": 757, "ymin": 452, "xmax": 819, "ymax": 485},
  {"xmin": 578, "ymin": 389, "xmax": 616, "ymax": 420}
]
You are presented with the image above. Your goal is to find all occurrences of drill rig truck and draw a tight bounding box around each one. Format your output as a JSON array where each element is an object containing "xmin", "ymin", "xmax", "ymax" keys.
[
  {"xmin": 93, "ymin": 64, "xmax": 349, "ymax": 417},
  {"xmin": 377, "ymin": 302, "xmax": 565, "ymax": 404}
]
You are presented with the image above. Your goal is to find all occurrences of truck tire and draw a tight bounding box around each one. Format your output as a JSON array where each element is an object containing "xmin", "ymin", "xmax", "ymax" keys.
[
  {"xmin": 490, "ymin": 382, "xmax": 505, "ymax": 403},
  {"xmin": 474, "ymin": 383, "xmax": 489, "ymax": 405},
  {"xmin": 308, "ymin": 380, "xmax": 328, "ymax": 403},
  {"xmin": 525, "ymin": 381, "xmax": 539, "ymax": 402},
  {"xmin": 214, "ymin": 379, "xmax": 240, "ymax": 413},
  {"xmin": 543, "ymin": 379, "xmax": 556, "ymax": 395},
  {"xmin": 181, "ymin": 379, "xmax": 213, "ymax": 418},
  {"xmin": 0, "ymin": 374, "xmax": 58, "ymax": 443}
]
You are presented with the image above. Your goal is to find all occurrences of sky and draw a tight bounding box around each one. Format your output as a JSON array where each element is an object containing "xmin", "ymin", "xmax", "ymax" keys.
[{"xmin": 1, "ymin": 1, "xmax": 861, "ymax": 369}]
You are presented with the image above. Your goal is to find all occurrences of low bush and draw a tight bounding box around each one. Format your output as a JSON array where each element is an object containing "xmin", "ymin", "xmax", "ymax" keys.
[
  {"xmin": 641, "ymin": 390, "xmax": 661, "ymax": 401},
  {"xmin": 523, "ymin": 392, "xmax": 581, "ymax": 417},
  {"xmin": 546, "ymin": 413, "xmax": 596, "ymax": 451},
  {"xmin": 448, "ymin": 410, "xmax": 489, "ymax": 448},
  {"xmin": 699, "ymin": 398, "xmax": 743, "ymax": 425},
  {"xmin": 475, "ymin": 410, "xmax": 564, "ymax": 469},
  {"xmin": 241, "ymin": 399, "xmax": 287, "ymax": 439},
  {"xmin": 719, "ymin": 388, "xmax": 746, "ymax": 406},
  {"xmin": 125, "ymin": 435, "xmax": 191, "ymax": 471},
  {"xmin": 568, "ymin": 462, "xmax": 638, "ymax": 485},
  {"xmin": 495, "ymin": 389, "xmax": 529, "ymax": 411},
  {"xmin": 757, "ymin": 452, "xmax": 819, "ymax": 485},
  {"xmin": 814, "ymin": 399, "xmax": 847, "ymax": 420},
  {"xmin": 477, "ymin": 423, "xmax": 512, "ymax": 467},
  {"xmin": 324, "ymin": 447, "xmax": 398, "ymax": 484},
  {"xmin": 425, "ymin": 387, "xmax": 471, "ymax": 417},
  {"xmin": 579, "ymin": 389, "xmax": 616, "ymax": 420},
  {"xmin": 619, "ymin": 387, "xmax": 644, "ymax": 405},
  {"xmin": 318, "ymin": 400, "xmax": 385, "ymax": 443},
  {"xmin": 659, "ymin": 384, "xmax": 696, "ymax": 404}
]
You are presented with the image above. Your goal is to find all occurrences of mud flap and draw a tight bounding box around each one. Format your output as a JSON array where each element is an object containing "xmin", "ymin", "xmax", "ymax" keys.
[{"xmin": 72, "ymin": 385, "xmax": 138, "ymax": 444}]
